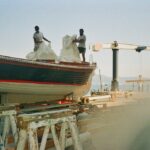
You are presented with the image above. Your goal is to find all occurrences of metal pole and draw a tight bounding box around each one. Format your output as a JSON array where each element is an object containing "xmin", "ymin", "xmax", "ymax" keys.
[
  {"xmin": 0, "ymin": 135, "xmax": 5, "ymax": 150},
  {"xmin": 17, "ymin": 129, "xmax": 27, "ymax": 150},
  {"xmin": 40, "ymin": 126, "xmax": 50, "ymax": 150},
  {"xmin": 9, "ymin": 115, "xmax": 18, "ymax": 144},
  {"xmin": 111, "ymin": 47, "xmax": 119, "ymax": 91},
  {"xmin": 59, "ymin": 122, "xmax": 67, "ymax": 150},
  {"xmin": 28, "ymin": 123, "xmax": 39, "ymax": 150},
  {"xmin": 2, "ymin": 116, "xmax": 10, "ymax": 145},
  {"xmin": 51, "ymin": 124, "xmax": 61, "ymax": 150},
  {"xmin": 68, "ymin": 120, "xmax": 83, "ymax": 150}
]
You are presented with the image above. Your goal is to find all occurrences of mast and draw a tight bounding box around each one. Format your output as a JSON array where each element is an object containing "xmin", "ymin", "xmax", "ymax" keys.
[{"xmin": 99, "ymin": 69, "xmax": 103, "ymax": 92}]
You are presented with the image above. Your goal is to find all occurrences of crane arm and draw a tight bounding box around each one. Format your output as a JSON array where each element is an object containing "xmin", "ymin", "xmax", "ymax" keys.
[{"xmin": 92, "ymin": 43, "xmax": 150, "ymax": 52}]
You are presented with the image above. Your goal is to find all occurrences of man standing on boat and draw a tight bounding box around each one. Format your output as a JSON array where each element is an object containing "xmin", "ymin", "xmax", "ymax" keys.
[
  {"xmin": 73, "ymin": 29, "xmax": 86, "ymax": 62},
  {"xmin": 33, "ymin": 26, "xmax": 51, "ymax": 51}
]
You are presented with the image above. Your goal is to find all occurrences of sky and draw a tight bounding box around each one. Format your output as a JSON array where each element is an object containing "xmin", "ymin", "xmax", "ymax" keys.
[{"xmin": 0, "ymin": 0, "xmax": 150, "ymax": 78}]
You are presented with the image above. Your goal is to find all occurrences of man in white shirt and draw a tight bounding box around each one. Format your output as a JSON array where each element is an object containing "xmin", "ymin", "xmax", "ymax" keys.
[
  {"xmin": 73, "ymin": 29, "xmax": 86, "ymax": 62},
  {"xmin": 33, "ymin": 26, "xmax": 50, "ymax": 51}
]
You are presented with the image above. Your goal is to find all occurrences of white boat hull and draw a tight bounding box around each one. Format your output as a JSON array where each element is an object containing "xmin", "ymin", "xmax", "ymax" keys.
[{"xmin": 0, "ymin": 80, "xmax": 92, "ymax": 103}]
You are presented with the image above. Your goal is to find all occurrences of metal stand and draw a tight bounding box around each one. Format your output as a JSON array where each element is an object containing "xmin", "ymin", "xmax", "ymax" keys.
[
  {"xmin": 0, "ymin": 106, "xmax": 18, "ymax": 149},
  {"xmin": 17, "ymin": 109, "xmax": 83, "ymax": 150},
  {"xmin": 0, "ymin": 93, "xmax": 8, "ymax": 105}
]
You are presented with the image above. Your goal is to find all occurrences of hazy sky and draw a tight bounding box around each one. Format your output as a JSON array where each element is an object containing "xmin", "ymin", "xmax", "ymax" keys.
[{"xmin": 0, "ymin": 0, "xmax": 150, "ymax": 78}]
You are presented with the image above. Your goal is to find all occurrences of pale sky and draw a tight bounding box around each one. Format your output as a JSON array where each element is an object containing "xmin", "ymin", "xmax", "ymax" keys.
[{"xmin": 0, "ymin": 0, "xmax": 150, "ymax": 78}]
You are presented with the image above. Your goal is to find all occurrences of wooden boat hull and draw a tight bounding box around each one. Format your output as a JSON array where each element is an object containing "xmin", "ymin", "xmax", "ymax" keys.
[{"xmin": 0, "ymin": 55, "xmax": 96, "ymax": 103}]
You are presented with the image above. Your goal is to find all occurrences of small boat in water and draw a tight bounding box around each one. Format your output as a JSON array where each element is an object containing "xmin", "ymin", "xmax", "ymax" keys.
[{"xmin": 0, "ymin": 55, "xmax": 96, "ymax": 103}]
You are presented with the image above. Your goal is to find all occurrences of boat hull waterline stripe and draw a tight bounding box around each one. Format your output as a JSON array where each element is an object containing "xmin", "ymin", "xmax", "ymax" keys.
[{"xmin": 0, "ymin": 80, "xmax": 82, "ymax": 86}]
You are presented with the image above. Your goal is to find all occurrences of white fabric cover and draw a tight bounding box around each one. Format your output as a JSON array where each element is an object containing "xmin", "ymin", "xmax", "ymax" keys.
[
  {"xmin": 26, "ymin": 42, "xmax": 57, "ymax": 60},
  {"xmin": 59, "ymin": 35, "xmax": 81, "ymax": 63}
]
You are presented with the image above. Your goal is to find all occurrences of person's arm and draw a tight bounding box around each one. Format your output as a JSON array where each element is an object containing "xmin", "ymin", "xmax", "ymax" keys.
[
  {"xmin": 43, "ymin": 36, "xmax": 51, "ymax": 43},
  {"xmin": 33, "ymin": 33, "xmax": 36, "ymax": 43},
  {"xmin": 78, "ymin": 38, "xmax": 84, "ymax": 42},
  {"xmin": 74, "ymin": 35, "xmax": 85, "ymax": 43},
  {"xmin": 79, "ymin": 35, "xmax": 86, "ymax": 43},
  {"xmin": 73, "ymin": 39, "xmax": 79, "ymax": 43}
]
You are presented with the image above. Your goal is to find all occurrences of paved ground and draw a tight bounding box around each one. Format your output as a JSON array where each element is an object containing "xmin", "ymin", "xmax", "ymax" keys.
[{"xmin": 78, "ymin": 93, "xmax": 150, "ymax": 150}]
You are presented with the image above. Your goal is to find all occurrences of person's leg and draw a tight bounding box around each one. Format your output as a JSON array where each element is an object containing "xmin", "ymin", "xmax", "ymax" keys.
[
  {"xmin": 78, "ymin": 47, "xmax": 86, "ymax": 62},
  {"xmin": 34, "ymin": 43, "xmax": 40, "ymax": 52},
  {"xmin": 82, "ymin": 52, "xmax": 85, "ymax": 62},
  {"xmin": 34, "ymin": 45, "xmax": 38, "ymax": 52}
]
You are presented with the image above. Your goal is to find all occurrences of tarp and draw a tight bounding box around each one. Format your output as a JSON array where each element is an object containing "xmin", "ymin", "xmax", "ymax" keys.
[
  {"xmin": 59, "ymin": 35, "xmax": 81, "ymax": 63},
  {"xmin": 26, "ymin": 35, "xmax": 81, "ymax": 63}
]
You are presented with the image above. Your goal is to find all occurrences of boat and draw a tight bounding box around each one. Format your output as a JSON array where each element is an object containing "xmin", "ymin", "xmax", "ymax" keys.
[{"xmin": 0, "ymin": 55, "xmax": 96, "ymax": 104}]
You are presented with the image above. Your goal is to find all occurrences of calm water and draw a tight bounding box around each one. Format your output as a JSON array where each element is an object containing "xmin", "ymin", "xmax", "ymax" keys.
[{"xmin": 90, "ymin": 83, "xmax": 150, "ymax": 94}]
